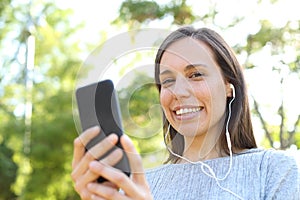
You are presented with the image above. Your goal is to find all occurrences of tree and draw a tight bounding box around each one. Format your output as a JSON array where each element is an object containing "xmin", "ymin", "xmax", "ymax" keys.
[
  {"xmin": 113, "ymin": 0, "xmax": 300, "ymax": 150},
  {"xmin": 118, "ymin": 72, "xmax": 167, "ymax": 168},
  {"xmin": 0, "ymin": 141, "xmax": 18, "ymax": 199},
  {"xmin": 113, "ymin": 0, "xmax": 196, "ymax": 28},
  {"xmin": 243, "ymin": 20, "xmax": 300, "ymax": 149},
  {"xmin": 0, "ymin": 0, "xmax": 83, "ymax": 198}
]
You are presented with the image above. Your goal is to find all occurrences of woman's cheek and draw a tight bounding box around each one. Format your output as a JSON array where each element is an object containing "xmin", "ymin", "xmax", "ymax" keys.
[{"xmin": 160, "ymin": 89, "xmax": 172, "ymax": 114}]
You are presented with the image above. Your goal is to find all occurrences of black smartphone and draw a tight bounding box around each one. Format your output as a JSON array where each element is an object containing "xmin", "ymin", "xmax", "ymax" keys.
[{"xmin": 75, "ymin": 79, "xmax": 131, "ymax": 182}]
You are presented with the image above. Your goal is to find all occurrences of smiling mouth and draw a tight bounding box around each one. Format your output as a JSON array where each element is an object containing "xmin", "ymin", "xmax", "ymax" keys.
[{"xmin": 175, "ymin": 107, "xmax": 203, "ymax": 115}]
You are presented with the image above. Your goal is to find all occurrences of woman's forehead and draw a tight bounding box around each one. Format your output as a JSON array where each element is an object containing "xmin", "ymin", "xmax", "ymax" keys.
[{"xmin": 160, "ymin": 38, "xmax": 218, "ymax": 70}]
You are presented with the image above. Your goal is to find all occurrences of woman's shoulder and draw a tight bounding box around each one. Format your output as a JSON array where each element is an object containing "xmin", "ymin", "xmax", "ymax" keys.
[
  {"xmin": 145, "ymin": 163, "xmax": 172, "ymax": 174},
  {"xmin": 239, "ymin": 148, "xmax": 299, "ymax": 184},
  {"xmin": 237, "ymin": 147, "xmax": 297, "ymax": 161},
  {"xmin": 254, "ymin": 148, "xmax": 300, "ymax": 198},
  {"xmin": 254, "ymin": 148, "xmax": 298, "ymax": 167},
  {"xmin": 145, "ymin": 148, "xmax": 299, "ymax": 174},
  {"xmin": 237, "ymin": 148, "xmax": 298, "ymax": 169}
]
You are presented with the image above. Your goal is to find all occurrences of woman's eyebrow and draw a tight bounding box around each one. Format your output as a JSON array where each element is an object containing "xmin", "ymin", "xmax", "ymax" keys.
[
  {"xmin": 184, "ymin": 64, "xmax": 207, "ymax": 72},
  {"xmin": 159, "ymin": 69, "xmax": 173, "ymax": 76},
  {"xmin": 159, "ymin": 63, "xmax": 207, "ymax": 76}
]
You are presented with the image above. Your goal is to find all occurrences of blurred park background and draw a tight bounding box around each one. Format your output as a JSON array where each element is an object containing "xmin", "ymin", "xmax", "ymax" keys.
[{"xmin": 0, "ymin": 0, "xmax": 300, "ymax": 199}]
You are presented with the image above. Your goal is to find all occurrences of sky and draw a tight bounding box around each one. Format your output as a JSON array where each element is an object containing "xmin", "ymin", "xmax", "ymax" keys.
[
  {"xmin": 56, "ymin": 0, "xmax": 300, "ymax": 147},
  {"xmin": 56, "ymin": 0, "xmax": 300, "ymax": 47}
]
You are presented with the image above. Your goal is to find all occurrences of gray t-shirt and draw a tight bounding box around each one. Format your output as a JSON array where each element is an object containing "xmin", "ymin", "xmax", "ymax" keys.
[{"xmin": 145, "ymin": 148, "xmax": 300, "ymax": 200}]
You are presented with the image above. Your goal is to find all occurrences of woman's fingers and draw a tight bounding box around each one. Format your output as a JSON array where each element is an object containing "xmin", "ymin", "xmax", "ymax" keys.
[
  {"xmin": 90, "ymin": 195, "xmax": 106, "ymax": 200},
  {"xmin": 88, "ymin": 135, "xmax": 149, "ymax": 199},
  {"xmin": 71, "ymin": 127, "xmax": 121, "ymax": 200},
  {"xmin": 72, "ymin": 126, "xmax": 100, "ymax": 169},
  {"xmin": 90, "ymin": 195, "xmax": 105, "ymax": 200},
  {"xmin": 121, "ymin": 134, "xmax": 147, "ymax": 184},
  {"xmin": 88, "ymin": 183, "xmax": 130, "ymax": 200},
  {"xmin": 120, "ymin": 134, "xmax": 150, "ymax": 198},
  {"xmin": 72, "ymin": 129, "xmax": 151, "ymax": 199},
  {"xmin": 72, "ymin": 133, "xmax": 118, "ymax": 181},
  {"xmin": 89, "ymin": 161, "xmax": 147, "ymax": 200},
  {"xmin": 78, "ymin": 148, "xmax": 124, "ymax": 188}
]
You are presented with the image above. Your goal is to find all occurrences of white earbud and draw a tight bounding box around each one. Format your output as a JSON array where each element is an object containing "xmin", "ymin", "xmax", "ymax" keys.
[{"xmin": 230, "ymin": 84, "xmax": 235, "ymax": 98}]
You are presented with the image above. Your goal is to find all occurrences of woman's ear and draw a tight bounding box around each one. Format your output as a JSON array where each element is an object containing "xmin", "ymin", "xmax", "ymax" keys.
[{"xmin": 225, "ymin": 82, "xmax": 233, "ymax": 98}]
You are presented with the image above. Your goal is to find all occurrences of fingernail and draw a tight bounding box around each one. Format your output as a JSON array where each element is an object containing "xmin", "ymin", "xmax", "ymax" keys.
[
  {"xmin": 108, "ymin": 133, "xmax": 118, "ymax": 141},
  {"xmin": 89, "ymin": 160, "xmax": 99, "ymax": 168},
  {"xmin": 121, "ymin": 134, "xmax": 130, "ymax": 142},
  {"xmin": 92, "ymin": 126, "xmax": 100, "ymax": 131},
  {"xmin": 123, "ymin": 135, "xmax": 133, "ymax": 145}
]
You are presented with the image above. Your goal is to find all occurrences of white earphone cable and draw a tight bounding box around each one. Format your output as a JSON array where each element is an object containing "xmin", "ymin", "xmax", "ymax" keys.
[{"xmin": 164, "ymin": 86, "xmax": 244, "ymax": 199}]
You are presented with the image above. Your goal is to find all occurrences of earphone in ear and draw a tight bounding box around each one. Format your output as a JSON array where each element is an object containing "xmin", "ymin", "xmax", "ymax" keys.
[{"xmin": 230, "ymin": 84, "xmax": 235, "ymax": 98}]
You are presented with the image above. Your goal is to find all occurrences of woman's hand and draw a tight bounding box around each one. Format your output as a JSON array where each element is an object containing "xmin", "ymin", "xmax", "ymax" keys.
[
  {"xmin": 86, "ymin": 134, "xmax": 153, "ymax": 200},
  {"xmin": 71, "ymin": 126, "xmax": 153, "ymax": 200},
  {"xmin": 71, "ymin": 126, "xmax": 122, "ymax": 199}
]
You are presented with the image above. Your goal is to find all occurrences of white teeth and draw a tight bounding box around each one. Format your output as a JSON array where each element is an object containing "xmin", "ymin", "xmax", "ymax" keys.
[{"xmin": 175, "ymin": 107, "xmax": 201, "ymax": 115}]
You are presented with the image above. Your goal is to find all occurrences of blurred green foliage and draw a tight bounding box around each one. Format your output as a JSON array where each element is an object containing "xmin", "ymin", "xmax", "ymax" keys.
[
  {"xmin": 114, "ymin": 0, "xmax": 195, "ymax": 27},
  {"xmin": 0, "ymin": 0, "xmax": 81, "ymax": 199},
  {"xmin": 118, "ymin": 73, "xmax": 167, "ymax": 168},
  {"xmin": 0, "ymin": 141, "xmax": 18, "ymax": 199},
  {"xmin": 0, "ymin": 0, "xmax": 299, "ymax": 199}
]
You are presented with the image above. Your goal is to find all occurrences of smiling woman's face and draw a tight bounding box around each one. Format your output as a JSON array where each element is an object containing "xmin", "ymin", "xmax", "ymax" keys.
[{"xmin": 159, "ymin": 37, "xmax": 232, "ymax": 139}]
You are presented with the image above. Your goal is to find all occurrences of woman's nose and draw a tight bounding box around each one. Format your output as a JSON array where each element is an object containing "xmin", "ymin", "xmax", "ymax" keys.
[{"xmin": 170, "ymin": 76, "xmax": 191, "ymax": 99}]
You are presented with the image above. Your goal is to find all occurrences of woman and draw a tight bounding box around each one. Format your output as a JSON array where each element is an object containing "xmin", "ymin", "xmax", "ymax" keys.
[{"xmin": 71, "ymin": 26, "xmax": 299, "ymax": 200}]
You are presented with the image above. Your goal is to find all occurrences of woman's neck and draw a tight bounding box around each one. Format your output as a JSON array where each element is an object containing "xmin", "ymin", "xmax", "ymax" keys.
[{"xmin": 179, "ymin": 132, "xmax": 224, "ymax": 163}]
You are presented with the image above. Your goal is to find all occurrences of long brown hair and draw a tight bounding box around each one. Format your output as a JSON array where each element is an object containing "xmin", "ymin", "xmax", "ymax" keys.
[{"xmin": 155, "ymin": 26, "xmax": 257, "ymax": 163}]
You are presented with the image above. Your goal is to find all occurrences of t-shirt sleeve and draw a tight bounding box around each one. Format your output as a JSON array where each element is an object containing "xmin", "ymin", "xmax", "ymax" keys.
[{"xmin": 263, "ymin": 150, "xmax": 300, "ymax": 200}]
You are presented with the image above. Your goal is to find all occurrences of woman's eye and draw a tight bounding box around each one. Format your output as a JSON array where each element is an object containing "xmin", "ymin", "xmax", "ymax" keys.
[
  {"xmin": 161, "ymin": 78, "xmax": 174, "ymax": 86},
  {"xmin": 190, "ymin": 72, "xmax": 203, "ymax": 79}
]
